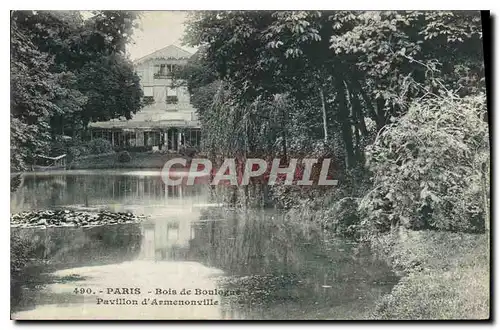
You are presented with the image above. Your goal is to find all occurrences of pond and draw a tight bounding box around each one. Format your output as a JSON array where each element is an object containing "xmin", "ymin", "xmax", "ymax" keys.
[{"xmin": 10, "ymin": 170, "xmax": 399, "ymax": 320}]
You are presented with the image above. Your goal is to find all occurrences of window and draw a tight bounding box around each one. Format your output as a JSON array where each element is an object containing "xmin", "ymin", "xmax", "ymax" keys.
[
  {"xmin": 143, "ymin": 86, "xmax": 154, "ymax": 104},
  {"xmin": 153, "ymin": 63, "xmax": 179, "ymax": 79},
  {"xmin": 166, "ymin": 96, "xmax": 178, "ymax": 104},
  {"xmin": 166, "ymin": 87, "xmax": 178, "ymax": 105},
  {"xmin": 185, "ymin": 128, "xmax": 201, "ymax": 148},
  {"xmin": 166, "ymin": 87, "xmax": 177, "ymax": 96},
  {"xmin": 154, "ymin": 63, "xmax": 169, "ymax": 79},
  {"xmin": 170, "ymin": 64, "xmax": 179, "ymax": 75},
  {"xmin": 144, "ymin": 131, "xmax": 161, "ymax": 146},
  {"xmin": 143, "ymin": 86, "xmax": 154, "ymax": 96},
  {"xmin": 144, "ymin": 96, "xmax": 154, "ymax": 104}
]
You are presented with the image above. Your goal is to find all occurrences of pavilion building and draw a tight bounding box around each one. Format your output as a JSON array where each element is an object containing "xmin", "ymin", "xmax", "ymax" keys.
[{"xmin": 89, "ymin": 45, "xmax": 201, "ymax": 152}]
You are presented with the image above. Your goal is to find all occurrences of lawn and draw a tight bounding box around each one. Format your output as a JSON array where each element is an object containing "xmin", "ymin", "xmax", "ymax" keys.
[
  {"xmin": 68, "ymin": 152, "xmax": 186, "ymax": 169},
  {"xmin": 372, "ymin": 230, "xmax": 490, "ymax": 320}
]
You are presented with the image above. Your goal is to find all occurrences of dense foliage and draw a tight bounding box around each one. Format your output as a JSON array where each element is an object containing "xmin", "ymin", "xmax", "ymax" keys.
[
  {"xmin": 183, "ymin": 11, "xmax": 484, "ymax": 169},
  {"xmin": 11, "ymin": 10, "xmax": 144, "ymax": 171},
  {"xmin": 181, "ymin": 10, "xmax": 488, "ymax": 236},
  {"xmin": 117, "ymin": 150, "xmax": 132, "ymax": 163},
  {"xmin": 87, "ymin": 138, "xmax": 114, "ymax": 155},
  {"xmin": 359, "ymin": 93, "xmax": 489, "ymax": 234}
]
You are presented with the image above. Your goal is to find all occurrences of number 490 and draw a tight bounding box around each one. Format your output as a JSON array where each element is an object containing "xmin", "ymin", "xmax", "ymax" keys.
[{"xmin": 74, "ymin": 288, "xmax": 93, "ymax": 294}]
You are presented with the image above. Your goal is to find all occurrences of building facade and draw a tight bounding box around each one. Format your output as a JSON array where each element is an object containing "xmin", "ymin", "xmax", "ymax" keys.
[{"xmin": 89, "ymin": 45, "xmax": 201, "ymax": 151}]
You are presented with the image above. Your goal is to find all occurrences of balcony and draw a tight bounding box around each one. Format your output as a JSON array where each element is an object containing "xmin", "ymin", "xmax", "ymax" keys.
[
  {"xmin": 166, "ymin": 96, "xmax": 178, "ymax": 104},
  {"xmin": 143, "ymin": 96, "xmax": 154, "ymax": 105},
  {"xmin": 153, "ymin": 73, "xmax": 172, "ymax": 79}
]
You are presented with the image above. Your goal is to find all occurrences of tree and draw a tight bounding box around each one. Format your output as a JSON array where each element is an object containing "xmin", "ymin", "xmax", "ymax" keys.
[
  {"xmin": 10, "ymin": 10, "xmax": 144, "ymax": 170},
  {"xmin": 77, "ymin": 54, "xmax": 143, "ymax": 126},
  {"xmin": 183, "ymin": 11, "xmax": 484, "ymax": 169},
  {"xmin": 11, "ymin": 12, "xmax": 59, "ymax": 170}
]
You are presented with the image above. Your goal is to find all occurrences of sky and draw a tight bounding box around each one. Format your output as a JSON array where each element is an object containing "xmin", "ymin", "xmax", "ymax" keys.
[{"xmin": 127, "ymin": 11, "xmax": 198, "ymax": 61}]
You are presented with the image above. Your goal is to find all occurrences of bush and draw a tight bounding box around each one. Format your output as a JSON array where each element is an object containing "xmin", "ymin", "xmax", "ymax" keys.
[
  {"xmin": 67, "ymin": 145, "xmax": 89, "ymax": 162},
  {"xmin": 49, "ymin": 136, "xmax": 90, "ymax": 163},
  {"xmin": 87, "ymin": 138, "xmax": 114, "ymax": 155},
  {"xmin": 359, "ymin": 93, "xmax": 489, "ymax": 235},
  {"xmin": 49, "ymin": 136, "xmax": 69, "ymax": 156},
  {"xmin": 11, "ymin": 233, "xmax": 37, "ymax": 279},
  {"xmin": 127, "ymin": 146, "xmax": 150, "ymax": 153},
  {"xmin": 180, "ymin": 146, "xmax": 198, "ymax": 157},
  {"xmin": 326, "ymin": 197, "xmax": 361, "ymax": 238},
  {"xmin": 11, "ymin": 232, "xmax": 43, "ymax": 309},
  {"xmin": 117, "ymin": 151, "xmax": 132, "ymax": 163}
]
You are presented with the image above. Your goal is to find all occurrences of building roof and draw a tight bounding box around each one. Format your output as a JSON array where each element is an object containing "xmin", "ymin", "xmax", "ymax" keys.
[{"xmin": 133, "ymin": 45, "xmax": 193, "ymax": 64}]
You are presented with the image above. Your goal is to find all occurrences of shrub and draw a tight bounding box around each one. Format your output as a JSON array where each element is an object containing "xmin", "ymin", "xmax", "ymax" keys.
[
  {"xmin": 49, "ymin": 136, "xmax": 69, "ymax": 156},
  {"xmin": 127, "ymin": 146, "xmax": 150, "ymax": 153},
  {"xmin": 359, "ymin": 93, "xmax": 489, "ymax": 235},
  {"xmin": 11, "ymin": 232, "xmax": 43, "ymax": 309},
  {"xmin": 333, "ymin": 198, "xmax": 361, "ymax": 237},
  {"xmin": 117, "ymin": 151, "xmax": 132, "ymax": 163},
  {"xmin": 67, "ymin": 145, "xmax": 89, "ymax": 162},
  {"xmin": 180, "ymin": 146, "xmax": 198, "ymax": 158},
  {"xmin": 87, "ymin": 138, "xmax": 114, "ymax": 155},
  {"xmin": 49, "ymin": 136, "xmax": 91, "ymax": 163}
]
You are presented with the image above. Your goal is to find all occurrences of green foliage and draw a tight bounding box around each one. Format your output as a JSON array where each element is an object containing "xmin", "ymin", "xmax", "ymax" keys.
[
  {"xmin": 87, "ymin": 138, "xmax": 114, "ymax": 155},
  {"xmin": 49, "ymin": 136, "xmax": 70, "ymax": 157},
  {"xmin": 68, "ymin": 145, "xmax": 90, "ymax": 162},
  {"xmin": 11, "ymin": 14, "xmax": 58, "ymax": 170},
  {"xmin": 360, "ymin": 92, "xmax": 489, "ymax": 234},
  {"xmin": 173, "ymin": 48, "xmax": 220, "ymax": 115},
  {"xmin": 11, "ymin": 231, "xmax": 43, "ymax": 308},
  {"xmin": 372, "ymin": 230, "xmax": 489, "ymax": 320},
  {"xmin": 48, "ymin": 136, "xmax": 114, "ymax": 164},
  {"xmin": 184, "ymin": 11, "xmax": 484, "ymax": 170},
  {"xmin": 319, "ymin": 197, "xmax": 361, "ymax": 238},
  {"xmin": 11, "ymin": 232, "xmax": 38, "ymax": 279},
  {"xmin": 10, "ymin": 10, "xmax": 143, "ymax": 170},
  {"xmin": 117, "ymin": 150, "xmax": 132, "ymax": 163},
  {"xmin": 182, "ymin": 11, "xmax": 488, "ymax": 241},
  {"xmin": 77, "ymin": 54, "xmax": 143, "ymax": 125}
]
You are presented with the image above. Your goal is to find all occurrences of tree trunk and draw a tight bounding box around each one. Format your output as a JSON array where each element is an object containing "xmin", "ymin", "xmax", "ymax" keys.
[
  {"xmin": 319, "ymin": 87, "xmax": 328, "ymax": 144},
  {"xmin": 280, "ymin": 98, "xmax": 288, "ymax": 159},
  {"xmin": 350, "ymin": 90, "xmax": 368, "ymax": 136},
  {"xmin": 375, "ymin": 98, "xmax": 387, "ymax": 127},
  {"xmin": 353, "ymin": 80, "xmax": 384, "ymax": 130},
  {"xmin": 337, "ymin": 81, "xmax": 356, "ymax": 169}
]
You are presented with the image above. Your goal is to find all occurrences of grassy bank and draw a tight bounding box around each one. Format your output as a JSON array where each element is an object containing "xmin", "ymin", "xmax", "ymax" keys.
[
  {"xmin": 372, "ymin": 230, "xmax": 490, "ymax": 320},
  {"xmin": 68, "ymin": 152, "xmax": 186, "ymax": 169}
]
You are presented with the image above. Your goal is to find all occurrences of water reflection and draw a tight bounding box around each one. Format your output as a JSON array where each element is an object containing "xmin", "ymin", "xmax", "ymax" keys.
[
  {"xmin": 141, "ymin": 208, "xmax": 399, "ymax": 319},
  {"xmin": 11, "ymin": 223, "xmax": 143, "ymax": 312},
  {"xmin": 11, "ymin": 170, "xmax": 209, "ymax": 214},
  {"xmin": 11, "ymin": 171, "xmax": 398, "ymax": 320}
]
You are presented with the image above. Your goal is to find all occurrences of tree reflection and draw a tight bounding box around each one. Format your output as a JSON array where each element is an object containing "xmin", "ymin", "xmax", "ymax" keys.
[
  {"xmin": 11, "ymin": 223, "xmax": 142, "ymax": 313},
  {"xmin": 185, "ymin": 207, "xmax": 399, "ymax": 319}
]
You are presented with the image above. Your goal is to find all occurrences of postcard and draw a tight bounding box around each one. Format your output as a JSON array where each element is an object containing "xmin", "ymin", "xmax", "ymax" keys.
[{"xmin": 10, "ymin": 10, "xmax": 490, "ymax": 320}]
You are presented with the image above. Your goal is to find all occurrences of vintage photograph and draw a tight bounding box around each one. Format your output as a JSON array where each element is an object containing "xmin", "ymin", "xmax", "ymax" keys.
[{"xmin": 10, "ymin": 10, "xmax": 490, "ymax": 320}]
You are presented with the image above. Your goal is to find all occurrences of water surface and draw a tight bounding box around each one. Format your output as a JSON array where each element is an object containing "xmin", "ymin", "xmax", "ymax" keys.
[{"xmin": 11, "ymin": 170, "xmax": 398, "ymax": 320}]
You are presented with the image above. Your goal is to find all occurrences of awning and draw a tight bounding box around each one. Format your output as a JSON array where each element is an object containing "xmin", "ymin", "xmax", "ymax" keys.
[{"xmin": 89, "ymin": 120, "xmax": 201, "ymax": 129}]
